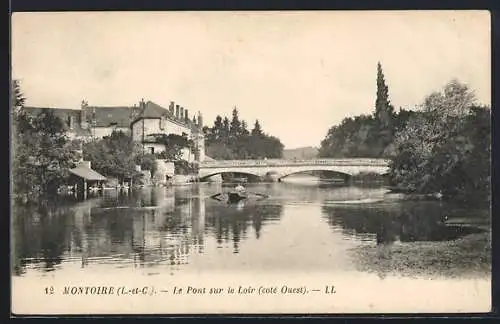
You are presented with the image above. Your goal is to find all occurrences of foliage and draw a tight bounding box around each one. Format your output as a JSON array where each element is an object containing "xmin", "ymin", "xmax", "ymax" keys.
[
  {"xmin": 82, "ymin": 131, "xmax": 142, "ymax": 181},
  {"xmin": 12, "ymin": 81, "xmax": 81, "ymax": 200},
  {"xmin": 319, "ymin": 62, "xmax": 400, "ymax": 158},
  {"xmin": 204, "ymin": 108, "xmax": 284, "ymax": 159},
  {"xmin": 11, "ymin": 80, "xmax": 25, "ymax": 113},
  {"xmin": 375, "ymin": 61, "xmax": 396, "ymax": 129},
  {"xmin": 147, "ymin": 133, "xmax": 192, "ymax": 160},
  {"xmin": 318, "ymin": 62, "xmax": 490, "ymax": 203},
  {"xmin": 135, "ymin": 153, "xmax": 157, "ymax": 175},
  {"xmin": 389, "ymin": 80, "xmax": 490, "ymax": 203},
  {"xmin": 174, "ymin": 160, "xmax": 199, "ymax": 175}
]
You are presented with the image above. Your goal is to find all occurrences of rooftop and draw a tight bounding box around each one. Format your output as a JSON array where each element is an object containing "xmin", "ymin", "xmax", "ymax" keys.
[
  {"xmin": 23, "ymin": 99, "xmax": 203, "ymax": 131},
  {"xmin": 69, "ymin": 166, "xmax": 107, "ymax": 181},
  {"xmin": 89, "ymin": 106, "xmax": 135, "ymax": 127}
]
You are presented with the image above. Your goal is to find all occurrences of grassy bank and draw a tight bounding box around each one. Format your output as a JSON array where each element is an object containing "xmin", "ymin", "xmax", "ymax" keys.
[{"xmin": 352, "ymin": 231, "xmax": 491, "ymax": 279}]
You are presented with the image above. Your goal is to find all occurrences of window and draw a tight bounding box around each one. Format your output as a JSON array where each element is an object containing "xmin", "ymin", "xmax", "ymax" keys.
[{"xmin": 160, "ymin": 116, "xmax": 165, "ymax": 130}]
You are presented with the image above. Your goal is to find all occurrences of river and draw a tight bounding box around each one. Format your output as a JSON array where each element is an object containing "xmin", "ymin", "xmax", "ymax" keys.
[{"xmin": 11, "ymin": 175, "xmax": 491, "ymax": 314}]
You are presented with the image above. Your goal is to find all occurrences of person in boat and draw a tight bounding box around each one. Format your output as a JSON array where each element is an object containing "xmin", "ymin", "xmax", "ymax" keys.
[{"xmin": 234, "ymin": 184, "xmax": 246, "ymax": 193}]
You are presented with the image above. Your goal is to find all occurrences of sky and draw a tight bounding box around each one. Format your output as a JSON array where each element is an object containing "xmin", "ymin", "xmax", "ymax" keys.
[{"xmin": 11, "ymin": 11, "xmax": 490, "ymax": 149}]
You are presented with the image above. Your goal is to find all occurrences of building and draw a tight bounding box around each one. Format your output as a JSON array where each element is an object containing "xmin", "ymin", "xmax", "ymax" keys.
[
  {"xmin": 21, "ymin": 106, "xmax": 93, "ymax": 141},
  {"xmin": 23, "ymin": 99, "xmax": 206, "ymax": 163},
  {"xmin": 130, "ymin": 100, "xmax": 205, "ymax": 162}
]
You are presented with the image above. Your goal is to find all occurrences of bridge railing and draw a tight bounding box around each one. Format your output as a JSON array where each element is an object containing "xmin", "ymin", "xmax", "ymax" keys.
[{"xmin": 199, "ymin": 158, "xmax": 390, "ymax": 168}]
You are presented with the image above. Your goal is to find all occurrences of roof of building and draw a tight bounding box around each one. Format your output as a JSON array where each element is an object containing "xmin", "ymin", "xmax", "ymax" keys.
[
  {"xmin": 24, "ymin": 101, "xmax": 203, "ymax": 131},
  {"xmin": 89, "ymin": 106, "xmax": 135, "ymax": 127},
  {"xmin": 23, "ymin": 107, "xmax": 91, "ymax": 135},
  {"xmin": 69, "ymin": 167, "xmax": 107, "ymax": 181},
  {"xmin": 141, "ymin": 101, "xmax": 170, "ymax": 118},
  {"xmin": 23, "ymin": 106, "xmax": 80, "ymax": 118}
]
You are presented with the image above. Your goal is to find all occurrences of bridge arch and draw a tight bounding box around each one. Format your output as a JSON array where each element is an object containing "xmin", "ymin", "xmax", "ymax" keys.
[
  {"xmin": 199, "ymin": 170, "xmax": 264, "ymax": 182},
  {"xmin": 277, "ymin": 169, "xmax": 352, "ymax": 182}
]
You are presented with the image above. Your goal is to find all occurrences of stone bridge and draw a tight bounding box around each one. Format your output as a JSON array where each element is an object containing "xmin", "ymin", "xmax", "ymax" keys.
[{"xmin": 198, "ymin": 158, "xmax": 390, "ymax": 181}]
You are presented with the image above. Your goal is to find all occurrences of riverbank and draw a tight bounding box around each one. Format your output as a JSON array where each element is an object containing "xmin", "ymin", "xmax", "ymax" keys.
[
  {"xmin": 352, "ymin": 230, "xmax": 491, "ymax": 279},
  {"xmin": 384, "ymin": 186, "xmax": 491, "ymax": 207}
]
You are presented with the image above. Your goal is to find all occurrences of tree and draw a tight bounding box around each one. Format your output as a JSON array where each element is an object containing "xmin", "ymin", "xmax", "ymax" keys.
[
  {"xmin": 421, "ymin": 78, "xmax": 476, "ymax": 118},
  {"xmin": 13, "ymin": 107, "xmax": 81, "ymax": 199},
  {"xmin": 135, "ymin": 153, "xmax": 157, "ymax": 177},
  {"xmin": 389, "ymin": 79, "xmax": 489, "ymax": 203},
  {"xmin": 251, "ymin": 119, "xmax": 263, "ymax": 136},
  {"xmin": 229, "ymin": 106, "xmax": 242, "ymax": 139},
  {"xmin": 12, "ymin": 81, "xmax": 82, "ymax": 200},
  {"xmin": 151, "ymin": 133, "xmax": 190, "ymax": 161},
  {"xmin": 204, "ymin": 110, "xmax": 284, "ymax": 160},
  {"xmin": 375, "ymin": 62, "xmax": 395, "ymax": 128},
  {"xmin": 240, "ymin": 120, "xmax": 249, "ymax": 137},
  {"xmin": 83, "ymin": 131, "xmax": 141, "ymax": 182},
  {"xmin": 11, "ymin": 80, "xmax": 25, "ymax": 112},
  {"xmin": 221, "ymin": 117, "xmax": 230, "ymax": 143},
  {"xmin": 210, "ymin": 115, "xmax": 223, "ymax": 141},
  {"xmin": 319, "ymin": 63, "xmax": 398, "ymax": 158}
]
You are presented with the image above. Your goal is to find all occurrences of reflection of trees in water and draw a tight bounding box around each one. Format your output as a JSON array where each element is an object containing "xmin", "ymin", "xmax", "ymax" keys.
[
  {"xmin": 322, "ymin": 201, "xmax": 483, "ymax": 245},
  {"xmin": 204, "ymin": 203, "xmax": 283, "ymax": 253},
  {"xmin": 13, "ymin": 186, "xmax": 284, "ymax": 275},
  {"xmin": 13, "ymin": 187, "xmax": 213, "ymax": 274},
  {"xmin": 12, "ymin": 202, "xmax": 75, "ymax": 274}
]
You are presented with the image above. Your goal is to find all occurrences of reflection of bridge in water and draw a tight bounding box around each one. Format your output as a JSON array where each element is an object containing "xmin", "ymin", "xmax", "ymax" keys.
[{"xmin": 199, "ymin": 158, "xmax": 390, "ymax": 181}]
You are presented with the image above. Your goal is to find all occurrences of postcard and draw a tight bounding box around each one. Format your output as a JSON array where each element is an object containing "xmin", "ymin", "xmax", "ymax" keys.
[{"xmin": 11, "ymin": 10, "xmax": 491, "ymax": 315}]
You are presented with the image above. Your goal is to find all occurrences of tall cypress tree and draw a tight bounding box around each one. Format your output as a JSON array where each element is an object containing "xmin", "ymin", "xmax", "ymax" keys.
[{"xmin": 375, "ymin": 62, "xmax": 395, "ymax": 128}]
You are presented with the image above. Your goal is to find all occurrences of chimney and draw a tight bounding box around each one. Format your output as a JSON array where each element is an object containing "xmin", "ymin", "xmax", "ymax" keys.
[
  {"xmin": 80, "ymin": 100, "xmax": 88, "ymax": 128},
  {"xmin": 175, "ymin": 105, "xmax": 180, "ymax": 118},
  {"xmin": 131, "ymin": 103, "xmax": 140, "ymax": 120},
  {"xmin": 184, "ymin": 109, "xmax": 189, "ymax": 122},
  {"xmin": 197, "ymin": 111, "xmax": 203, "ymax": 128},
  {"xmin": 169, "ymin": 101, "xmax": 175, "ymax": 115},
  {"xmin": 179, "ymin": 107, "xmax": 184, "ymax": 120}
]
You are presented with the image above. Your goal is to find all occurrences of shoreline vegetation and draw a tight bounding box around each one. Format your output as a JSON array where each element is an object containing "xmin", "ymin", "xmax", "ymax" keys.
[
  {"xmin": 352, "ymin": 231, "xmax": 491, "ymax": 279},
  {"xmin": 11, "ymin": 62, "xmax": 490, "ymax": 206},
  {"xmin": 318, "ymin": 63, "xmax": 491, "ymax": 206}
]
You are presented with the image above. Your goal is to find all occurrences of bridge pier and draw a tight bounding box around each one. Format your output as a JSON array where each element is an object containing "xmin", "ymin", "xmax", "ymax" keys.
[{"xmin": 264, "ymin": 173, "xmax": 280, "ymax": 182}]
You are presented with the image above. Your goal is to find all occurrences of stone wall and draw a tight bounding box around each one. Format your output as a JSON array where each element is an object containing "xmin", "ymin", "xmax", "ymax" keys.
[{"xmin": 153, "ymin": 159, "xmax": 175, "ymax": 185}]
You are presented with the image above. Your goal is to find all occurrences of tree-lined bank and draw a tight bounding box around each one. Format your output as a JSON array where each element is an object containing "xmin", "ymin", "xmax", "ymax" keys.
[
  {"xmin": 319, "ymin": 63, "xmax": 491, "ymax": 204},
  {"xmin": 12, "ymin": 61, "xmax": 490, "ymax": 205},
  {"xmin": 202, "ymin": 107, "xmax": 285, "ymax": 160}
]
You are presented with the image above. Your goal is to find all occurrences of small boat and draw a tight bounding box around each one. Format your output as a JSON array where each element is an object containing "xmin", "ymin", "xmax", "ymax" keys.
[
  {"xmin": 210, "ymin": 185, "xmax": 268, "ymax": 204},
  {"xmin": 228, "ymin": 191, "xmax": 247, "ymax": 203}
]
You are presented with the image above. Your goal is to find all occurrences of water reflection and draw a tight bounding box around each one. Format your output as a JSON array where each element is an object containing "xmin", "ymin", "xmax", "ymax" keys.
[
  {"xmin": 205, "ymin": 203, "xmax": 283, "ymax": 253},
  {"xmin": 12, "ymin": 185, "xmax": 283, "ymax": 275},
  {"xmin": 11, "ymin": 183, "xmax": 490, "ymax": 279},
  {"xmin": 322, "ymin": 201, "xmax": 486, "ymax": 245}
]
